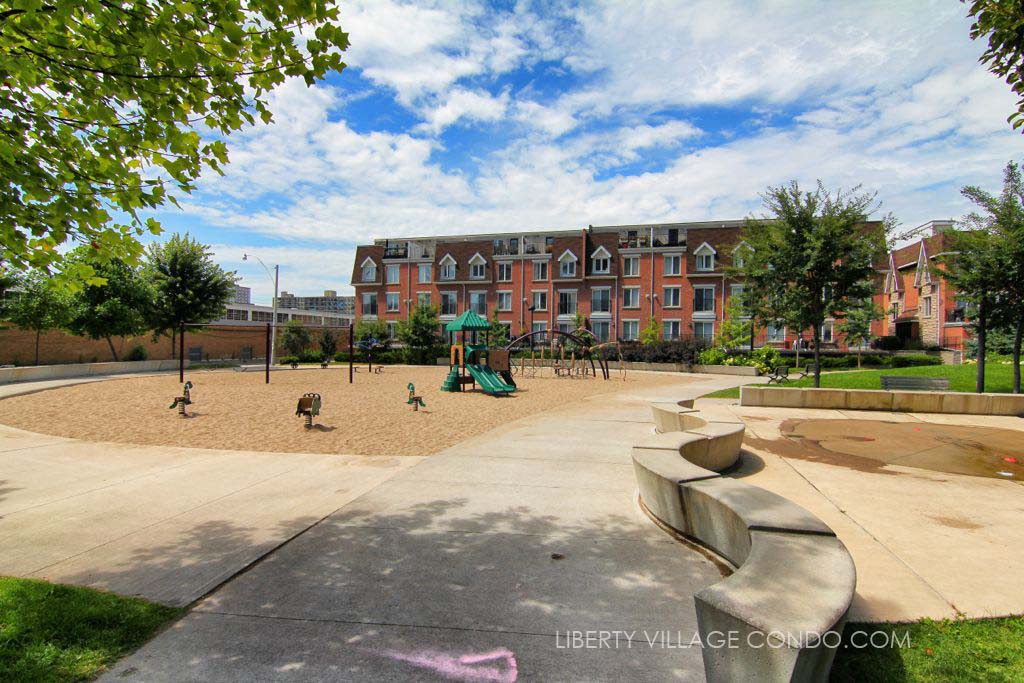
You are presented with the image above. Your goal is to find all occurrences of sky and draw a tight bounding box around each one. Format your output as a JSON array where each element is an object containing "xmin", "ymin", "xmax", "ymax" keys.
[{"xmin": 149, "ymin": 0, "xmax": 1024, "ymax": 304}]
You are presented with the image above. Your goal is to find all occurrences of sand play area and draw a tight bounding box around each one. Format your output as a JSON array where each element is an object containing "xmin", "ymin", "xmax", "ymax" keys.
[{"xmin": 0, "ymin": 366, "xmax": 683, "ymax": 456}]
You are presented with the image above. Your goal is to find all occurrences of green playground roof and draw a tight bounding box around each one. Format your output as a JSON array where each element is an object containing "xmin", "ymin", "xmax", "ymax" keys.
[{"xmin": 445, "ymin": 310, "xmax": 491, "ymax": 332}]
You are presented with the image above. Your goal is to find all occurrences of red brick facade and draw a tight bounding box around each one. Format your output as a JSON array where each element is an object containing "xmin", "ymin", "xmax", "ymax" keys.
[{"xmin": 352, "ymin": 220, "xmax": 961, "ymax": 350}]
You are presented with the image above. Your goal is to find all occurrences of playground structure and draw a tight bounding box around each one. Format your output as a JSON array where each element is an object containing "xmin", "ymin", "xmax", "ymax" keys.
[
  {"xmin": 441, "ymin": 311, "xmax": 517, "ymax": 396},
  {"xmin": 295, "ymin": 392, "xmax": 322, "ymax": 429},
  {"xmin": 504, "ymin": 328, "xmax": 624, "ymax": 381},
  {"xmin": 407, "ymin": 383, "xmax": 426, "ymax": 411},
  {"xmin": 168, "ymin": 381, "xmax": 194, "ymax": 416}
]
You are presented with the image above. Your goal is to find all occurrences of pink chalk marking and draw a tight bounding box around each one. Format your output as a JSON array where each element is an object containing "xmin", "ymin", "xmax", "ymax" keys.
[
  {"xmin": 1003, "ymin": 456, "xmax": 1019, "ymax": 464},
  {"xmin": 377, "ymin": 647, "xmax": 518, "ymax": 682}
]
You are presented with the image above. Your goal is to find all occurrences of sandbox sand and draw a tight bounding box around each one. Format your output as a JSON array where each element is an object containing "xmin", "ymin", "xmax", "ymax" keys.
[{"xmin": 0, "ymin": 366, "xmax": 685, "ymax": 456}]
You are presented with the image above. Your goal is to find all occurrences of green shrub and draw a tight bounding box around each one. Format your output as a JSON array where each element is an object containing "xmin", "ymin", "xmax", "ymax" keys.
[
  {"xmin": 698, "ymin": 347, "xmax": 727, "ymax": 365},
  {"xmin": 749, "ymin": 346, "xmax": 781, "ymax": 373},
  {"xmin": 890, "ymin": 354, "xmax": 942, "ymax": 367},
  {"xmin": 278, "ymin": 355, "xmax": 299, "ymax": 365},
  {"xmin": 125, "ymin": 345, "xmax": 148, "ymax": 361},
  {"xmin": 298, "ymin": 349, "xmax": 323, "ymax": 363}
]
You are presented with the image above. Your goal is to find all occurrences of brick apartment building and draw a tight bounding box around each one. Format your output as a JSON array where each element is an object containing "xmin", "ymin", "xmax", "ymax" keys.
[{"xmin": 351, "ymin": 220, "xmax": 967, "ymax": 350}]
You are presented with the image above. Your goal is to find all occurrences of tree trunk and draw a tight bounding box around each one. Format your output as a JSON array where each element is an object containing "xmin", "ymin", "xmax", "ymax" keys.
[
  {"xmin": 976, "ymin": 295, "xmax": 987, "ymax": 394},
  {"xmin": 34, "ymin": 329, "xmax": 40, "ymax": 366},
  {"xmin": 1013, "ymin": 314, "xmax": 1023, "ymax": 394},
  {"xmin": 170, "ymin": 329, "xmax": 177, "ymax": 360},
  {"xmin": 857, "ymin": 346, "xmax": 862, "ymax": 369},
  {"xmin": 813, "ymin": 323, "xmax": 822, "ymax": 388},
  {"xmin": 106, "ymin": 336, "xmax": 119, "ymax": 362}
]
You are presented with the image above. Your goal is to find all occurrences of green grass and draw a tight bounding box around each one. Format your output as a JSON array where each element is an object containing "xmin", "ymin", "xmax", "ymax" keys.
[
  {"xmin": 831, "ymin": 617, "xmax": 1024, "ymax": 682},
  {"xmin": 702, "ymin": 363, "xmax": 1017, "ymax": 400},
  {"xmin": 0, "ymin": 576, "xmax": 180, "ymax": 682}
]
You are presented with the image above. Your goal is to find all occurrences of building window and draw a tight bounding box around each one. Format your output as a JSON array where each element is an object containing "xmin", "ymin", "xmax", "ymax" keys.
[
  {"xmin": 361, "ymin": 293, "xmax": 378, "ymax": 316},
  {"xmin": 497, "ymin": 262, "xmax": 513, "ymax": 281},
  {"xmin": 922, "ymin": 297, "xmax": 932, "ymax": 318},
  {"xmin": 663, "ymin": 286, "xmax": 681, "ymax": 308},
  {"xmin": 623, "ymin": 287, "xmax": 640, "ymax": 308},
  {"xmin": 623, "ymin": 256, "xmax": 639, "ymax": 277},
  {"xmin": 767, "ymin": 323, "xmax": 786, "ymax": 343},
  {"xmin": 592, "ymin": 257, "xmax": 609, "ymax": 274},
  {"xmin": 470, "ymin": 292, "xmax": 487, "ymax": 315},
  {"xmin": 531, "ymin": 321, "xmax": 548, "ymax": 341},
  {"xmin": 557, "ymin": 321, "xmax": 575, "ymax": 334},
  {"xmin": 470, "ymin": 263, "xmax": 485, "ymax": 279},
  {"xmin": 497, "ymin": 291, "xmax": 512, "ymax": 311},
  {"xmin": 664, "ymin": 254, "xmax": 681, "ymax": 276},
  {"xmin": 822, "ymin": 320, "xmax": 834, "ymax": 343},
  {"xmin": 622, "ymin": 320, "xmax": 639, "ymax": 341},
  {"xmin": 386, "ymin": 264, "xmax": 400, "ymax": 284},
  {"xmin": 663, "ymin": 320, "xmax": 681, "ymax": 340},
  {"xmin": 252, "ymin": 310, "xmax": 273, "ymax": 322},
  {"xmin": 386, "ymin": 321, "xmax": 398, "ymax": 340},
  {"xmin": 226, "ymin": 308, "xmax": 248, "ymax": 321},
  {"xmin": 441, "ymin": 263, "xmax": 456, "ymax": 280},
  {"xmin": 532, "ymin": 291, "xmax": 547, "ymax": 311},
  {"xmin": 730, "ymin": 284, "xmax": 748, "ymax": 317},
  {"xmin": 694, "ymin": 321, "xmax": 714, "ymax": 343},
  {"xmin": 592, "ymin": 321, "xmax": 610, "ymax": 341},
  {"xmin": 386, "ymin": 292, "xmax": 400, "ymax": 312},
  {"xmin": 361, "ymin": 261, "xmax": 377, "ymax": 282},
  {"xmin": 592, "ymin": 288, "xmax": 611, "ymax": 314},
  {"xmin": 417, "ymin": 292, "xmax": 431, "ymax": 308},
  {"xmin": 693, "ymin": 286, "xmax": 715, "ymax": 316},
  {"xmin": 694, "ymin": 243, "xmax": 716, "ymax": 271},
  {"xmin": 558, "ymin": 290, "xmax": 577, "ymax": 316},
  {"xmin": 533, "ymin": 260, "xmax": 548, "ymax": 281},
  {"xmin": 418, "ymin": 264, "xmax": 432, "ymax": 283},
  {"xmin": 441, "ymin": 292, "xmax": 457, "ymax": 316},
  {"xmin": 559, "ymin": 252, "xmax": 577, "ymax": 277}
]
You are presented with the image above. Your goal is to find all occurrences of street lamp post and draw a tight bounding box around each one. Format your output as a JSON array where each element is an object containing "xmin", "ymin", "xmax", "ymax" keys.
[{"xmin": 243, "ymin": 254, "xmax": 280, "ymax": 366}]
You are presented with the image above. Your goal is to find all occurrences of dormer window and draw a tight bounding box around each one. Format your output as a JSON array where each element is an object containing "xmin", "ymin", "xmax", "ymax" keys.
[
  {"xmin": 558, "ymin": 250, "xmax": 577, "ymax": 277},
  {"xmin": 591, "ymin": 245, "xmax": 611, "ymax": 274},
  {"xmin": 469, "ymin": 252, "xmax": 487, "ymax": 280},
  {"xmin": 694, "ymin": 242, "xmax": 717, "ymax": 272},
  {"xmin": 732, "ymin": 241, "xmax": 751, "ymax": 269},
  {"xmin": 361, "ymin": 257, "xmax": 377, "ymax": 282},
  {"xmin": 439, "ymin": 253, "xmax": 457, "ymax": 281}
]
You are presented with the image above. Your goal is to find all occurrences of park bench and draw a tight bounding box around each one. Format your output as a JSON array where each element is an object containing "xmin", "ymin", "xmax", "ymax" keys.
[
  {"xmin": 881, "ymin": 376, "xmax": 949, "ymax": 391},
  {"xmin": 793, "ymin": 363, "xmax": 820, "ymax": 380},
  {"xmin": 765, "ymin": 365, "xmax": 789, "ymax": 384}
]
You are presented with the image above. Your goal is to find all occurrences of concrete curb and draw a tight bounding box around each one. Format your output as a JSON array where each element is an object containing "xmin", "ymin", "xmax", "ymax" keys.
[
  {"xmin": 0, "ymin": 359, "xmax": 188, "ymax": 385},
  {"xmin": 740, "ymin": 385, "xmax": 1024, "ymax": 416},
  {"xmin": 631, "ymin": 401, "xmax": 856, "ymax": 682}
]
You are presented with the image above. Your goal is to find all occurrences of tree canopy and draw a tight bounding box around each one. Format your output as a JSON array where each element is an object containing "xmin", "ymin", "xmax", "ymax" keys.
[
  {"xmin": 731, "ymin": 181, "xmax": 889, "ymax": 386},
  {"xmin": 0, "ymin": 1, "xmax": 348, "ymax": 282},
  {"xmin": 146, "ymin": 233, "xmax": 236, "ymax": 340},
  {"xmin": 4, "ymin": 270, "xmax": 70, "ymax": 364},
  {"xmin": 967, "ymin": 0, "xmax": 1024, "ymax": 131}
]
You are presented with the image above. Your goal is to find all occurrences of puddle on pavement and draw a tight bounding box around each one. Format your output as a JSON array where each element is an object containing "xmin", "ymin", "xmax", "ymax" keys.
[{"xmin": 744, "ymin": 419, "xmax": 1024, "ymax": 480}]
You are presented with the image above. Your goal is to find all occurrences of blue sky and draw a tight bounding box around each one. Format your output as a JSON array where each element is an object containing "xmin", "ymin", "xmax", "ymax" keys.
[{"xmin": 151, "ymin": 0, "xmax": 1024, "ymax": 303}]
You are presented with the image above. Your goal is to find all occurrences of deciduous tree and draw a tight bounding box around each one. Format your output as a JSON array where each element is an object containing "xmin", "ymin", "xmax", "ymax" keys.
[
  {"xmin": 1, "ymin": 1, "xmax": 348, "ymax": 281},
  {"xmin": 5, "ymin": 270, "xmax": 70, "ymax": 365},
  {"xmin": 967, "ymin": 0, "xmax": 1024, "ymax": 131}
]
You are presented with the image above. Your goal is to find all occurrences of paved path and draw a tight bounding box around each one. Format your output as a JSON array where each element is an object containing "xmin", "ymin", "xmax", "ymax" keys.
[{"xmin": 101, "ymin": 373, "xmax": 746, "ymax": 682}]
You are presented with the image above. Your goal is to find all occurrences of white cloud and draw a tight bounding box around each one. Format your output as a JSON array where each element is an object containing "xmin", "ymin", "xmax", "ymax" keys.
[{"xmin": 417, "ymin": 88, "xmax": 510, "ymax": 134}]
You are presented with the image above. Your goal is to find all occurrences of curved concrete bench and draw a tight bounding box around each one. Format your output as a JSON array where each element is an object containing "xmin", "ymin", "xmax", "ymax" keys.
[
  {"xmin": 633, "ymin": 401, "xmax": 856, "ymax": 682},
  {"xmin": 648, "ymin": 402, "xmax": 745, "ymax": 471}
]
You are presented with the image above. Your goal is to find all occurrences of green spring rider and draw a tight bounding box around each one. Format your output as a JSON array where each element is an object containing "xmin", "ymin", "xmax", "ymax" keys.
[{"xmin": 407, "ymin": 383, "xmax": 426, "ymax": 411}]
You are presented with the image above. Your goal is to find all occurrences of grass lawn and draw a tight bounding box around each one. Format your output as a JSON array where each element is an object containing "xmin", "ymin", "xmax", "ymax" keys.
[
  {"xmin": 830, "ymin": 617, "xmax": 1024, "ymax": 682},
  {"xmin": 0, "ymin": 576, "xmax": 179, "ymax": 682},
  {"xmin": 702, "ymin": 362, "xmax": 1018, "ymax": 400}
]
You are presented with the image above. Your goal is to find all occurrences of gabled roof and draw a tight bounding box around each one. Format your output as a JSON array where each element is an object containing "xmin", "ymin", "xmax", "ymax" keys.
[
  {"xmin": 445, "ymin": 310, "xmax": 491, "ymax": 332},
  {"xmin": 590, "ymin": 245, "xmax": 612, "ymax": 259},
  {"xmin": 558, "ymin": 249, "xmax": 578, "ymax": 261},
  {"xmin": 360, "ymin": 256, "xmax": 376, "ymax": 267},
  {"xmin": 693, "ymin": 241, "xmax": 717, "ymax": 255},
  {"xmin": 731, "ymin": 241, "xmax": 751, "ymax": 253},
  {"xmin": 439, "ymin": 253, "xmax": 457, "ymax": 265},
  {"xmin": 914, "ymin": 242, "xmax": 932, "ymax": 286},
  {"xmin": 468, "ymin": 252, "xmax": 487, "ymax": 265},
  {"xmin": 885, "ymin": 253, "xmax": 900, "ymax": 293}
]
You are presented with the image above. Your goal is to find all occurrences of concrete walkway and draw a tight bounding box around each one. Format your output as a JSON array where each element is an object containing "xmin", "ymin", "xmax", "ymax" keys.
[{"xmin": 100, "ymin": 373, "xmax": 746, "ymax": 682}]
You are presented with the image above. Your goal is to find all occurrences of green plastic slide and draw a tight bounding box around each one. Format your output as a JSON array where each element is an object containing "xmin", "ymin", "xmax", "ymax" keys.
[{"xmin": 466, "ymin": 364, "xmax": 515, "ymax": 394}]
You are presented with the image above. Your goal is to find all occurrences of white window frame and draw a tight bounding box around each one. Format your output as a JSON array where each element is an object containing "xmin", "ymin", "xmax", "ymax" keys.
[
  {"xmin": 732, "ymin": 241, "xmax": 751, "ymax": 269},
  {"xmin": 591, "ymin": 320, "xmax": 611, "ymax": 342},
  {"xmin": 416, "ymin": 292, "xmax": 432, "ymax": 309},
  {"xmin": 439, "ymin": 254, "xmax": 457, "ymax": 281},
  {"xmin": 663, "ymin": 254, "xmax": 681, "ymax": 276},
  {"xmin": 622, "ymin": 319, "xmax": 639, "ymax": 341},
  {"xmin": 385, "ymin": 292, "xmax": 400, "ymax": 312},
  {"xmin": 694, "ymin": 242, "xmax": 717, "ymax": 272},
  {"xmin": 469, "ymin": 290, "xmax": 488, "ymax": 316},
  {"xmin": 693, "ymin": 284, "xmax": 716, "ymax": 318},
  {"xmin": 622, "ymin": 286, "xmax": 640, "ymax": 309},
  {"xmin": 822, "ymin": 320, "xmax": 835, "ymax": 343},
  {"xmin": 497, "ymin": 261, "xmax": 513, "ymax": 282},
  {"xmin": 360, "ymin": 257, "xmax": 377, "ymax": 283},
  {"xmin": 557, "ymin": 289, "xmax": 578, "ymax": 317},
  {"xmin": 497, "ymin": 290, "xmax": 513, "ymax": 312},
  {"xmin": 418, "ymin": 263, "xmax": 432, "ymax": 283},
  {"xmin": 766, "ymin": 323, "xmax": 786, "ymax": 343},
  {"xmin": 663, "ymin": 286, "xmax": 681, "ymax": 308},
  {"xmin": 558, "ymin": 250, "xmax": 578, "ymax": 278},
  {"xmin": 533, "ymin": 260, "xmax": 548, "ymax": 281},
  {"xmin": 531, "ymin": 290, "xmax": 548, "ymax": 311},
  {"xmin": 386, "ymin": 264, "xmax": 400, "ymax": 285},
  {"xmin": 694, "ymin": 321, "xmax": 715, "ymax": 343},
  {"xmin": 590, "ymin": 245, "xmax": 611, "ymax": 274},
  {"xmin": 663, "ymin": 319, "xmax": 681, "ymax": 340},
  {"xmin": 469, "ymin": 252, "xmax": 487, "ymax": 280},
  {"xmin": 361, "ymin": 292, "xmax": 378, "ymax": 317},
  {"xmin": 623, "ymin": 256, "xmax": 640, "ymax": 277},
  {"xmin": 730, "ymin": 284, "xmax": 750, "ymax": 319},
  {"xmin": 440, "ymin": 291, "xmax": 458, "ymax": 317},
  {"xmin": 591, "ymin": 287, "xmax": 611, "ymax": 316},
  {"xmin": 922, "ymin": 296, "xmax": 932, "ymax": 318}
]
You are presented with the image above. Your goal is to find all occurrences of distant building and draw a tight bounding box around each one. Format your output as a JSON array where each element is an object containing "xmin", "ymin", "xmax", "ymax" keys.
[
  {"xmin": 274, "ymin": 290, "xmax": 354, "ymax": 316},
  {"xmin": 232, "ymin": 285, "xmax": 252, "ymax": 305},
  {"xmin": 212, "ymin": 302, "xmax": 352, "ymax": 328}
]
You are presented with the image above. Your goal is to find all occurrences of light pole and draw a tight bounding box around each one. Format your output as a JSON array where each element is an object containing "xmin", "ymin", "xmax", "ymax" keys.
[{"xmin": 243, "ymin": 254, "xmax": 279, "ymax": 366}]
